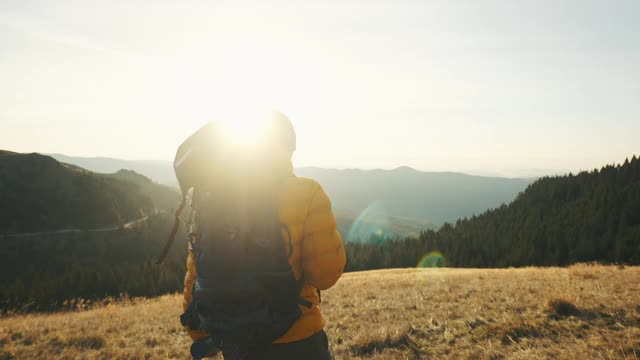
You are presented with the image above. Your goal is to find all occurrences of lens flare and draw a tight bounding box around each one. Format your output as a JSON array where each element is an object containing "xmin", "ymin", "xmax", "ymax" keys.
[
  {"xmin": 347, "ymin": 202, "xmax": 396, "ymax": 245},
  {"xmin": 417, "ymin": 251, "xmax": 446, "ymax": 268},
  {"xmin": 416, "ymin": 251, "xmax": 447, "ymax": 284}
]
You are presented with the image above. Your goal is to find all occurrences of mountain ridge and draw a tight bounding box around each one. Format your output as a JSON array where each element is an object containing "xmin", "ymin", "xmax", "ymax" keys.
[
  {"xmin": 295, "ymin": 166, "xmax": 532, "ymax": 225},
  {"xmin": 48, "ymin": 153, "xmax": 533, "ymax": 226},
  {"xmin": 49, "ymin": 154, "xmax": 539, "ymax": 184}
]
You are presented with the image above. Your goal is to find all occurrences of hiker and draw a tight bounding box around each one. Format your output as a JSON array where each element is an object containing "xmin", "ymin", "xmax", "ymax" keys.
[{"xmin": 174, "ymin": 112, "xmax": 346, "ymax": 359}]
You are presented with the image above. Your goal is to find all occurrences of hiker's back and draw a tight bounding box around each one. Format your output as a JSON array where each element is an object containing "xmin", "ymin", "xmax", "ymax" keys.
[
  {"xmin": 182, "ymin": 142, "xmax": 308, "ymax": 350},
  {"xmin": 178, "ymin": 113, "xmax": 346, "ymax": 359},
  {"xmin": 184, "ymin": 171, "xmax": 346, "ymax": 344}
]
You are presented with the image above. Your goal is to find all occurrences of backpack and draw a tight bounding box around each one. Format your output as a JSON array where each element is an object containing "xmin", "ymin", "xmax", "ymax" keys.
[{"xmin": 166, "ymin": 123, "xmax": 307, "ymax": 356}]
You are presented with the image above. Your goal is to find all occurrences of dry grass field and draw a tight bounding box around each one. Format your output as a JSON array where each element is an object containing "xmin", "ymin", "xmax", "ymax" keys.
[{"xmin": 2, "ymin": 265, "xmax": 640, "ymax": 359}]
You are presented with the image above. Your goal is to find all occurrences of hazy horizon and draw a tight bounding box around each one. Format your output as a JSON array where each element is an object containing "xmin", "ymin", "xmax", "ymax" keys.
[
  {"xmin": 44, "ymin": 151, "xmax": 586, "ymax": 179},
  {"xmin": 2, "ymin": 1, "xmax": 639, "ymax": 176}
]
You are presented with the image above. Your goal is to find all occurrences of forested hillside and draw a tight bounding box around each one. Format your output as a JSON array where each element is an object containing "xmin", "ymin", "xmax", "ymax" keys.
[
  {"xmin": 0, "ymin": 214, "xmax": 187, "ymax": 312},
  {"xmin": 105, "ymin": 169, "xmax": 180, "ymax": 211},
  {"xmin": 0, "ymin": 151, "xmax": 179, "ymax": 233},
  {"xmin": 346, "ymin": 156, "xmax": 640, "ymax": 271}
]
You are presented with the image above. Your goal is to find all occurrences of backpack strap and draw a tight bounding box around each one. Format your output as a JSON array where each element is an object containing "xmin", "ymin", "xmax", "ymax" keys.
[
  {"xmin": 298, "ymin": 297, "xmax": 313, "ymax": 308},
  {"xmin": 280, "ymin": 222, "xmax": 294, "ymax": 258},
  {"xmin": 280, "ymin": 222, "xmax": 312, "ymax": 308},
  {"xmin": 156, "ymin": 196, "xmax": 187, "ymax": 264}
]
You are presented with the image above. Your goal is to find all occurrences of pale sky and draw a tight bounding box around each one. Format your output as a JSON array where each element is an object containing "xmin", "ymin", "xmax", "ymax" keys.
[{"xmin": 1, "ymin": 0, "xmax": 639, "ymax": 177}]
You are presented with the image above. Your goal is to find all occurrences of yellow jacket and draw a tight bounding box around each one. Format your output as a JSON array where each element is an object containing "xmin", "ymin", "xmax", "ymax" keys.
[{"xmin": 182, "ymin": 161, "xmax": 346, "ymax": 344}]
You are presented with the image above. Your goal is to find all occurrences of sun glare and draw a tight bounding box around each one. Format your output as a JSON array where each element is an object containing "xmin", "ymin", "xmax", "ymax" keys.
[{"xmin": 218, "ymin": 111, "xmax": 271, "ymax": 145}]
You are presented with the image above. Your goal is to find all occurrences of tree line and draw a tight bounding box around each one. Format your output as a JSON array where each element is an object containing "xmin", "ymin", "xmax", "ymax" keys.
[{"xmin": 345, "ymin": 155, "xmax": 640, "ymax": 270}]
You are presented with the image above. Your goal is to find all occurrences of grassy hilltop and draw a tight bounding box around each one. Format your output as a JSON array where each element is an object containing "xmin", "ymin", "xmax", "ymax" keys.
[{"xmin": 1, "ymin": 265, "xmax": 639, "ymax": 359}]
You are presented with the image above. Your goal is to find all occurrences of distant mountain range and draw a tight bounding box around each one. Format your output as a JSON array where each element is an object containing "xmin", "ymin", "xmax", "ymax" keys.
[
  {"xmin": 0, "ymin": 151, "xmax": 180, "ymax": 233},
  {"xmin": 48, "ymin": 153, "xmax": 532, "ymax": 233},
  {"xmin": 295, "ymin": 167, "xmax": 532, "ymax": 226},
  {"xmin": 49, "ymin": 153, "xmax": 178, "ymax": 186}
]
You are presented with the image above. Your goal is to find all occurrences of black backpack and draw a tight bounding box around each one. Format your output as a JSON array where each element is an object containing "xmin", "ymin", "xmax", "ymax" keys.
[{"xmin": 163, "ymin": 123, "xmax": 307, "ymax": 357}]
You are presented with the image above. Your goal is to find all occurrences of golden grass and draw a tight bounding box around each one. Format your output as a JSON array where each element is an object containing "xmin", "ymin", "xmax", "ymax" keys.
[{"xmin": 2, "ymin": 265, "xmax": 640, "ymax": 359}]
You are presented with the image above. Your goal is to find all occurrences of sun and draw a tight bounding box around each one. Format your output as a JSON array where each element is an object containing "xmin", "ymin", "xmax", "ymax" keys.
[{"xmin": 217, "ymin": 110, "xmax": 271, "ymax": 145}]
